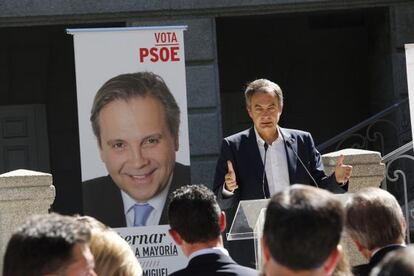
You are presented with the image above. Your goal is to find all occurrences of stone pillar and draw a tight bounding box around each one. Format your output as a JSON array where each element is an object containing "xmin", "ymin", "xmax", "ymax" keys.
[
  {"xmin": 0, "ymin": 169, "xmax": 55, "ymax": 271},
  {"xmin": 322, "ymin": 148, "xmax": 385, "ymax": 267}
]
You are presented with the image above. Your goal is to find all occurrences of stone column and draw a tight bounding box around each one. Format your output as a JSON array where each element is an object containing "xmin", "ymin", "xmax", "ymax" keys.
[
  {"xmin": 322, "ymin": 148, "xmax": 385, "ymax": 267},
  {"xmin": 0, "ymin": 169, "xmax": 55, "ymax": 271}
]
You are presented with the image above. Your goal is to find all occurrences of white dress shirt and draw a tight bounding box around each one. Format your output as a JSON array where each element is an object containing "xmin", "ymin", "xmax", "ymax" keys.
[
  {"xmin": 121, "ymin": 174, "xmax": 173, "ymax": 227},
  {"xmin": 254, "ymin": 127, "xmax": 290, "ymax": 195}
]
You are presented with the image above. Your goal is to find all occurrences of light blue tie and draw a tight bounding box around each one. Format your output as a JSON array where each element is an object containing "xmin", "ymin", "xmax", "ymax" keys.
[{"xmin": 133, "ymin": 203, "xmax": 154, "ymax": 227}]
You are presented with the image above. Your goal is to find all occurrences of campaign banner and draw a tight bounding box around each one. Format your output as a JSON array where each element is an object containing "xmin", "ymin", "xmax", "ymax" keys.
[
  {"xmin": 67, "ymin": 26, "xmax": 190, "ymax": 181},
  {"xmin": 68, "ymin": 26, "xmax": 190, "ymax": 273},
  {"xmin": 115, "ymin": 225, "xmax": 187, "ymax": 275},
  {"xmin": 405, "ymin": 44, "xmax": 414, "ymax": 144}
]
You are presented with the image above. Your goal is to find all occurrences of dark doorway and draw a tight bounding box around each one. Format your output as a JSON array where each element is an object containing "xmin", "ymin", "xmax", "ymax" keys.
[
  {"xmin": 0, "ymin": 22, "xmax": 124, "ymax": 215},
  {"xmin": 0, "ymin": 104, "xmax": 50, "ymax": 173},
  {"xmin": 216, "ymin": 8, "xmax": 393, "ymax": 145}
]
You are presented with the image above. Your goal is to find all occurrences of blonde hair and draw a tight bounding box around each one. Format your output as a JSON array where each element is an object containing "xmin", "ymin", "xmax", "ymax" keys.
[{"xmin": 77, "ymin": 216, "xmax": 142, "ymax": 276}]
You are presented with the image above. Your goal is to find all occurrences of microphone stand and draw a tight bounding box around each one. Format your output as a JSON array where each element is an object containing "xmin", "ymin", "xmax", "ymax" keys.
[
  {"xmin": 286, "ymin": 140, "xmax": 319, "ymax": 188},
  {"xmin": 262, "ymin": 143, "xmax": 270, "ymax": 198}
]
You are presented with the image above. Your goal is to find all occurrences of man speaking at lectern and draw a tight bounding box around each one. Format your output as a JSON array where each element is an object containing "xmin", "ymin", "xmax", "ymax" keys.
[{"xmin": 213, "ymin": 78, "xmax": 353, "ymax": 211}]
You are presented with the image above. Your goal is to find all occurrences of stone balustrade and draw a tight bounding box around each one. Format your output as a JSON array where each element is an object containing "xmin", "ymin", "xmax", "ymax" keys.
[
  {"xmin": 0, "ymin": 169, "xmax": 55, "ymax": 271},
  {"xmin": 322, "ymin": 148, "xmax": 385, "ymax": 267}
]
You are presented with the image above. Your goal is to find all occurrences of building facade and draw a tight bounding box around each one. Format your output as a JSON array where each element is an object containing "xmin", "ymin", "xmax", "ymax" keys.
[{"xmin": 0, "ymin": 0, "xmax": 413, "ymax": 214}]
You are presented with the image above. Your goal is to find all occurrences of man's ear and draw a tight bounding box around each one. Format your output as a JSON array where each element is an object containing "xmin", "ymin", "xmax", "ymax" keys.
[
  {"xmin": 322, "ymin": 245, "xmax": 341, "ymax": 276},
  {"xmin": 168, "ymin": 229, "xmax": 183, "ymax": 246},
  {"xmin": 350, "ymin": 237, "xmax": 362, "ymax": 251},
  {"xmin": 174, "ymin": 135, "xmax": 179, "ymax": 151},
  {"xmin": 246, "ymin": 105, "xmax": 253, "ymax": 120},
  {"xmin": 401, "ymin": 218, "xmax": 407, "ymax": 234},
  {"xmin": 261, "ymin": 237, "xmax": 271, "ymax": 262},
  {"xmin": 219, "ymin": 211, "xmax": 227, "ymax": 233},
  {"xmin": 99, "ymin": 146, "xmax": 105, "ymax": 163},
  {"xmin": 350, "ymin": 237, "xmax": 371, "ymax": 259}
]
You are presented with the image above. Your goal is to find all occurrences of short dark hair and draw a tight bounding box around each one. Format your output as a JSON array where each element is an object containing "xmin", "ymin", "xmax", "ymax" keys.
[
  {"xmin": 245, "ymin": 78, "xmax": 283, "ymax": 107},
  {"xmin": 263, "ymin": 184, "xmax": 344, "ymax": 270},
  {"xmin": 345, "ymin": 187, "xmax": 405, "ymax": 250},
  {"xmin": 3, "ymin": 213, "xmax": 91, "ymax": 276},
  {"xmin": 90, "ymin": 71, "xmax": 180, "ymax": 147},
  {"xmin": 168, "ymin": 185, "xmax": 221, "ymax": 243}
]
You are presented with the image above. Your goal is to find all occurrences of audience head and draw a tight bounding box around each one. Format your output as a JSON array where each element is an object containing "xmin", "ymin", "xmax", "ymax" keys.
[
  {"xmin": 77, "ymin": 216, "xmax": 142, "ymax": 276},
  {"xmin": 345, "ymin": 187, "xmax": 405, "ymax": 258},
  {"xmin": 244, "ymin": 78, "xmax": 284, "ymax": 138},
  {"xmin": 167, "ymin": 184, "xmax": 225, "ymax": 255},
  {"xmin": 262, "ymin": 184, "xmax": 344, "ymax": 276},
  {"xmin": 370, "ymin": 245, "xmax": 414, "ymax": 276},
  {"xmin": 3, "ymin": 213, "xmax": 96, "ymax": 276}
]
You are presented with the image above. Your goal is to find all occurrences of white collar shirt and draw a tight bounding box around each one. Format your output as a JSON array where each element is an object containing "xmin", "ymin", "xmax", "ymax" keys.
[
  {"xmin": 188, "ymin": 247, "xmax": 230, "ymax": 261},
  {"xmin": 254, "ymin": 127, "xmax": 290, "ymax": 196},
  {"xmin": 121, "ymin": 174, "xmax": 173, "ymax": 227}
]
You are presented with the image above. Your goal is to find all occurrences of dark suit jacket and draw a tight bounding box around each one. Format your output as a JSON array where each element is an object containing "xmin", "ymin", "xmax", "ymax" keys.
[
  {"xmin": 82, "ymin": 163, "xmax": 190, "ymax": 227},
  {"xmin": 170, "ymin": 252, "xmax": 258, "ymax": 276},
  {"xmin": 352, "ymin": 245, "xmax": 405, "ymax": 276},
  {"xmin": 213, "ymin": 127, "xmax": 346, "ymax": 210}
]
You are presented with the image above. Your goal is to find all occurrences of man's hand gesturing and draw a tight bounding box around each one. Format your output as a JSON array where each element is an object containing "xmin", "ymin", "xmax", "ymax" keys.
[{"xmin": 225, "ymin": 160, "xmax": 238, "ymax": 192}]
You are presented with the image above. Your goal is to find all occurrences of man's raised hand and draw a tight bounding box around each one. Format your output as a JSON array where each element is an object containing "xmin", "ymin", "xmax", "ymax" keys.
[
  {"xmin": 334, "ymin": 155, "xmax": 353, "ymax": 184},
  {"xmin": 225, "ymin": 160, "xmax": 238, "ymax": 192}
]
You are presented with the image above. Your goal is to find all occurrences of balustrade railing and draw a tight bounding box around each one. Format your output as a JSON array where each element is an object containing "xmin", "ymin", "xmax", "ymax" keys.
[
  {"xmin": 318, "ymin": 98, "xmax": 413, "ymax": 242},
  {"xmin": 318, "ymin": 98, "xmax": 411, "ymax": 156},
  {"xmin": 382, "ymin": 141, "xmax": 414, "ymax": 243}
]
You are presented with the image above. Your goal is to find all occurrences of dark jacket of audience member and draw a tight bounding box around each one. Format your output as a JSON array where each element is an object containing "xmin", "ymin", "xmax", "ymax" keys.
[
  {"xmin": 167, "ymin": 184, "xmax": 258, "ymax": 276},
  {"xmin": 370, "ymin": 245, "xmax": 414, "ymax": 276},
  {"xmin": 345, "ymin": 187, "xmax": 406, "ymax": 276}
]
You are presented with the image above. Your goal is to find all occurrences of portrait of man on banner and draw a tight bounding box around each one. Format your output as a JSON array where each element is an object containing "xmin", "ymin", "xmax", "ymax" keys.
[
  {"xmin": 82, "ymin": 71, "xmax": 191, "ymax": 228},
  {"xmin": 68, "ymin": 27, "xmax": 191, "ymax": 229}
]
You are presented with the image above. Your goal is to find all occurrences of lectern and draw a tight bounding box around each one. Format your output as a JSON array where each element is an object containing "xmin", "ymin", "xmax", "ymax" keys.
[
  {"xmin": 226, "ymin": 199, "xmax": 269, "ymax": 270},
  {"xmin": 226, "ymin": 193, "xmax": 351, "ymax": 270}
]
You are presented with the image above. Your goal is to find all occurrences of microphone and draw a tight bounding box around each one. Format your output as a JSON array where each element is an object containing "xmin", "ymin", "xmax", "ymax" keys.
[
  {"xmin": 262, "ymin": 143, "xmax": 270, "ymax": 198},
  {"xmin": 285, "ymin": 139, "xmax": 319, "ymax": 188}
]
